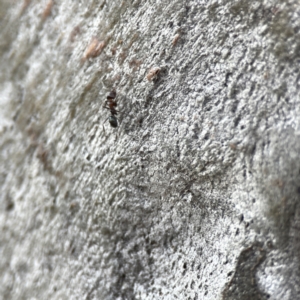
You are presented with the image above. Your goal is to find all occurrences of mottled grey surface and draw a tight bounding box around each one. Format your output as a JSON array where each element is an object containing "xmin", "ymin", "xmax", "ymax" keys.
[{"xmin": 1, "ymin": 0, "xmax": 300, "ymax": 299}]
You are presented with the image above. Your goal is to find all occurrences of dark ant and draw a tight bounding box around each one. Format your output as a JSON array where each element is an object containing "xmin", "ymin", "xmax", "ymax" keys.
[{"xmin": 103, "ymin": 90, "xmax": 118, "ymax": 128}]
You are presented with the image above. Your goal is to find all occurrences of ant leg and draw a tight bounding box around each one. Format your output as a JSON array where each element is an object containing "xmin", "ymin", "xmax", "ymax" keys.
[
  {"xmin": 102, "ymin": 117, "xmax": 109, "ymax": 133},
  {"xmin": 103, "ymin": 116, "xmax": 109, "ymax": 124},
  {"xmin": 103, "ymin": 104, "xmax": 119, "ymax": 114}
]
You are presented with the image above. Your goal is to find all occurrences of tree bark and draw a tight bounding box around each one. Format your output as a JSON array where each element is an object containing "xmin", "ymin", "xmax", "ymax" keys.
[{"xmin": 1, "ymin": 0, "xmax": 300, "ymax": 299}]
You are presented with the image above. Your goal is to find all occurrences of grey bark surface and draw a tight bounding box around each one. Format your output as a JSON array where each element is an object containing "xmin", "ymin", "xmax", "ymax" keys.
[{"xmin": 1, "ymin": 0, "xmax": 300, "ymax": 299}]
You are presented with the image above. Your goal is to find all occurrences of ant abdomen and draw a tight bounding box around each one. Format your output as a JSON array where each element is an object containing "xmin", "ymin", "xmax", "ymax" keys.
[{"xmin": 109, "ymin": 115, "xmax": 118, "ymax": 128}]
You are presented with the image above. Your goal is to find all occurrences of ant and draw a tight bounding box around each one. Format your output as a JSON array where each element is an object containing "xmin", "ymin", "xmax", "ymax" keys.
[{"xmin": 103, "ymin": 89, "xmax": 118, "ymax": 128}]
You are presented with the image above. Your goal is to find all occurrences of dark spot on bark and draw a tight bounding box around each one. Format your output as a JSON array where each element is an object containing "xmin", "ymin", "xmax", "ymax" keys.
[
  {"xmin": 204, "ymin": 133, "xmax": 210, "ymax": 140},
  {"xmin": 234, "ymin": 115, "xmax": 241, "ymax": 127},
  {"xmin": 202, "ymin": 96, "xmax": 211, "ymax": 107},
  {"xmin": 231, "ymin": 101, "xmax": 238, "ymax": 113},
  {"xmin": 6, "ymin": 199, "xmax": 14, "ymax": 211}
]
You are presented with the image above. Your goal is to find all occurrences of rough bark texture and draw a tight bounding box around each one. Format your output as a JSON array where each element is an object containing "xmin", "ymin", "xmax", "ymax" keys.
[{"xmin": 1, "ymin": 0, "xmax": 300, "ymax": 299}]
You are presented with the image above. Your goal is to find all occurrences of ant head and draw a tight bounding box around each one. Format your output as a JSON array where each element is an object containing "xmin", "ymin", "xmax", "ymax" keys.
[
  {"xmin": 107, "ymin": 90, "xmax": 116, "ymax": 100},
  {"xmin": 109, "ymin": 115, "xmax": 118, "ymax": 128}
]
